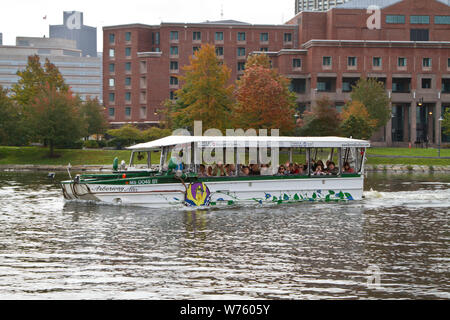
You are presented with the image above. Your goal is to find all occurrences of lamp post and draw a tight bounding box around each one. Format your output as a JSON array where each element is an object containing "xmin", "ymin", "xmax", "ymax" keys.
[{"xmin": 438, "ymin": 116, "xmax": 443, "ymax": 158}]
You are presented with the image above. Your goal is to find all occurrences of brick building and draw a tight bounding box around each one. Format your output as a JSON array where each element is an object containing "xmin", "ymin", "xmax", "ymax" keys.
[{"xmin": 103, "ymin": 0, "xmax": 450, "ymax": 146}]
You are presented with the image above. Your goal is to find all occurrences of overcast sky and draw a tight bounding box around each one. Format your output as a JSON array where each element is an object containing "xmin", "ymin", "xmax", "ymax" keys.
[{"xmin": 0, "ymin": 0, "xmax": 294, "ymax": 52}]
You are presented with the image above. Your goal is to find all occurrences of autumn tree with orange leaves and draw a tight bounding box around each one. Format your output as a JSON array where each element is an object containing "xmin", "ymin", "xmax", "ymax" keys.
[
  {"xmin": 232, "ymin": 54, "xmax": 297, "ymax": 135},
  {"xmin": 169, "ymin": 44, "xmax": 234, "ymax": 133}
]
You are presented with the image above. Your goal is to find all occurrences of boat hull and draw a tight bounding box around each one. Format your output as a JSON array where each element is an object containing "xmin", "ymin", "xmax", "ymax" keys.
[{"xmin": 62, "ymin": 176, "xmax": 364, "ymax": 208}]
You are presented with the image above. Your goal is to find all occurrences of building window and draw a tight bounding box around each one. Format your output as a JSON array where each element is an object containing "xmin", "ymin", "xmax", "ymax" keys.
[
  {"xmin": 170, "ymin": 31, "xmax": 179, "ymax": 41},
  {"xmin": 125, "ymin": 92, "xmax": 131, "ymax": 102},
  {"xmin": 373, "ymin": 57, "xmax": 382, "ymax": 67},
  {"xmin": 193, "ymin": 46, "xmax": 200, "ymax": 54},
  {"xmin": 108, "ymin": 108, "xmax": 115, "ymax": 117},
  {"xmin": 260, "ymin": 47, "xmax": 268, "ymax": 52},
  {"xmin": 125, "ymin": 62, "xmax": 132, "ymax": 71},
  {"xmin": 237, "ymin": 62, "xmax": 246, "ymax": 71},
  {"xmin": 170, "ymin": 46, "xmax": 178, "ymax": 56},
  {"xmin": 140, "ymin": 61, "xmax": 147, "ymax": 73},
  {"xmin": 109, "ymin": 78, "xmax": 115, "ymax": 87},
  {"xmin": 170, "ymin": 61, "xmax": 179, "ymax": 70},
  {"xmin": 260, "ymin": 33, "xmax": 269, "ymax": 42},
  {"xmin": 435, "ymin": 16, "xmax": 450, "ymax": 24},
  {"xmin": 410, "ymin": 15, "xmax": 430, "ymax": 24},
  {"xmin": 322, "ymin": 56, "xmax": 332, "ymax": 66},
  {"xmin": 109, "ymin": 33, "xmax": 115, "ymax": 44},
  {"xmin": 125, "ymin": 77, "xmax": 131, "ymax": 86},
  {"xmin": 193, "ymin": 31, "xmax": 201, "ymax": 41},
  {"xmin": 140, "ymin": 107, "xmax": 147, "ymax": 119},
  {"xmin": 109, "ymin": 93, "xmax": 115, "ymax": 102},
  {"xmin": 125, "ymin": 107, "xmax": 131, "ymax": 117},
  {"xmin": 109, "ymin": 63, "xmax": 115, "ymax": 73},
  {"xmin": 125, "ymin": 32, "xmax": 131, "ymax": 42},
  {"xmin": 152, "ymin": 32, "xmax": 160, "ymax": 45},
  {"xmin": 237, "ymin": 47, "xmax": 246, "ymax": 57},
  {"xmin": 125, "ymin": 47, "xmax": 131, "ymax": 57},
  {"xmin": 284, "ymin": 33, "xmax": 292, "ymax": 42},
  {"xmin": 109, "ymin": 48, "xmax": 115, "ymax": 58},
  {"xmin": 215, "ymin": 32, "xmax": 224, "ymax": 41},
  {"xmin": 348, "ymin": 57, "xmax": 357, "ymax": 67},
  {"xmin": 170, "ymin": 76, "xmax": 178, "ymax": 85},
  {"xmin": 410, "ymin": 29, "xmax": 429, "ymax": 41},
  {"xmin": 448, "ymin": 58, "xmax": 450, "ymax": 68},
  {"xmin": 423, "ymin": 58, "xmax": 432, "ymax": 68},
  {"xmin": 170, "ymin": 91, "xmax": 176, "ymax": 100},
  {"xmin": 293, "ymin": 59, "xmax": 301, "ymax": 68},
  {"xmin": 385, "ymin": 15, "xmax": 405, "ymax": 24},
  {"xmin": 290, "ymin": 79, "xmax": 305, "ymax": 94},
  {"xmin": 216, "ymin": 46, "xmax": 224, "ymax": 56},
  {"xmin": 398, "ymin": 57, "xmax": 407, "ymax": 67},
  {"xmin": 422, "ymin": 78, "xmax": 432, "ymax": 89},
  {"xmin": 237, "ymin": 32, "xmax": 246, "ymax": 41}
]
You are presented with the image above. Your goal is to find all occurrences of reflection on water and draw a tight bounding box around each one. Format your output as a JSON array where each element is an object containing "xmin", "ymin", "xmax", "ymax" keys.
[{"xmin": 0, "ymin": 171, "xmax": 448, "ymax": 299}]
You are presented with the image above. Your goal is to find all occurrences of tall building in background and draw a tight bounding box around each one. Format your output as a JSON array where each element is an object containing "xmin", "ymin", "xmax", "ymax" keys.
[
  {"xmin": 50, "ymin": 11, "xmax": 97, "ymax": 57},
  {"xmin": 295, "ymin": 0, "xmax": 350, "ymax": 13},
  {"xmin": 0, "ymin": 33, "xmax": 2, "ymax": 45},
  {"xmin": 0, "ymin": 37, "xmax": 102, "ymax": 101}
]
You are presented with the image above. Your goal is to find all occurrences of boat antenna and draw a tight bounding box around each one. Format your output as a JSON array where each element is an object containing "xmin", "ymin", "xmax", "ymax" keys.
[{"xmin": 67, "ymin": 163, "xmax": 72, "ymax": 180}]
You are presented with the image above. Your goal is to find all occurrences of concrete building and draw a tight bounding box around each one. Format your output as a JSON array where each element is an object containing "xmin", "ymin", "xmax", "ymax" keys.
[
  {"xmin": 0, "ymin": 33, "xmax": 2, "ymax": 46},
  {"xmin": 0, "ymin": 37, "xmax": 102, "ymax": 101},
  {"xmin": 103, "ymin": 0, "xmax": 450, "ymax": 146},
  {"xmin": 50, "ymin": 11, "xmax": 97, "ymax": 57},
  {"xmin": 295, "ymin": 0, "xmax": 350, "ymax": 13}
]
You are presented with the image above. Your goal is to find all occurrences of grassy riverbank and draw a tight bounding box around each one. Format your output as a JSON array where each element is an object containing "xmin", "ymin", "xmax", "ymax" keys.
[
  {"xmin": 0, "ymin": 147, "xmax": 137, "ymax": 166},
  {"xmin": 0, "ymin": 146, "xmax": 449, "ymax": 167},
  {"xmin": 367, "ymin": 148, "xmax": 450, "ymax": 166}
]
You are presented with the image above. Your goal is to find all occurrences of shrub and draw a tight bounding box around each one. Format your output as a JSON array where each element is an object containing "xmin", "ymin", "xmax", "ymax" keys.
[{"xmin": 83, "ymin": 140, "xmax": 99, "ymax": 149}]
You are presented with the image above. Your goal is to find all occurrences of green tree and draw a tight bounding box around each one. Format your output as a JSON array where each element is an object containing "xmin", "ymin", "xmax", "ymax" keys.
[
  {"xmin": 232, "ymin": 54, "xmax": 297, "ymax": 135},
  {"xmin": 340, "ymin": 101, "xmax": 377, "ymax": 140},
  {"xmin": 442, "ymin": 108, "xmax": 450, "ymax": 136},
  {"xmin": 79, "ymin": 97, "xmax": 109, "ymax": 139},
  {"xmin": 107, "ymin": 124, "xmax": 143, "ymax": 148},
  {"xmin": 172, "ymin": 44, "xmax": 234, "ymax": 132},
  {"xmin": 350, "ymin": 78, "xmax": 391, "ymax": 129},
  {"xmin": 28, "ymin": 85, "xmax": 84, "ymax": 157},
  {"xmin": 0, "ymin": 86, "xmax": 24, "ymax": 145},
  {"xmin": 12, "ymin": 55, "xmax": 68, "ymax": 107},
  {"xmin": 296, "ymin": 96, "xmax": 342, "ymax": 136},
  {"xmin": 142, "ymin": 126, "xmax": 172, "ymax": 142}
]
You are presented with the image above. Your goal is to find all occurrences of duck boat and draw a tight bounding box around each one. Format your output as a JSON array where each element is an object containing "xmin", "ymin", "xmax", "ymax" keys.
[{"xmin": 61, "ymin": 135, "xmax": 370, "ymax": 208}]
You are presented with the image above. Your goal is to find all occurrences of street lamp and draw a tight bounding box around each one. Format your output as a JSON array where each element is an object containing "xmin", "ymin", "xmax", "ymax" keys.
[{"xmin": 438, "ymin": 116, "xmax": 443, "ymax": 158}]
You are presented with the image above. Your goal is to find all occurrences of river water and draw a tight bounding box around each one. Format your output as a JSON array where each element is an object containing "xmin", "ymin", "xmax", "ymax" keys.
[{"xmin": 0, "ymin": 171, "xmax": 448, "ymax": 300}]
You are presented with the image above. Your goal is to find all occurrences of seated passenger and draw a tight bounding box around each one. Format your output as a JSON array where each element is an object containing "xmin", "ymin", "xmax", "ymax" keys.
[
  {"xmin": 198, "ymin": 164, "xmax": 207, "ymax": 177},
  {"xmin": 241, "ymin": 166, "xmax": 250, "ymax": 176},
  {"xmin": 327, "ymin": 162, "xmax": 339, "ymax": 175},
  {"xmin": 276, "ymin": 165, "xmax": 287, "ymax": 176},
  {"xmin": 313, "ymin": 164, "xmax": 326, "ymax": 176},
  {"xmin": 207, "ymin": 166, "xmax": 214, "ymax": 177},
  {"xmin": 315, "ymin": 160, "xmax": 325, "ymax": 171},
  {"xmin": 225, "ymin": 164, "xmax": 236, "ymax": 177},
  {"xmin": 250, "ymin": 164, "xmax": 261, "ymax": 176},
  {"xmin": 343, "ymin": 162, "xmax": 355, "ymax": 174},
  {"xmin": 293, "ymin": 163, "xmax": 303, "ymax": 175},
  {"xmin": 260, "ymin": 164, "xmax": 271, "ymax": 176},
  {"xmin": 213, "ymin": 162, "xmax": 226, "ymax": 177}
]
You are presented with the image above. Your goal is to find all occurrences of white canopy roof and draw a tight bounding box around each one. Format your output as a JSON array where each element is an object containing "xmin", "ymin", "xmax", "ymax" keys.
[{"xmin": 128, "ymin": 136, "xmax": 370, "ymax": 151}]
